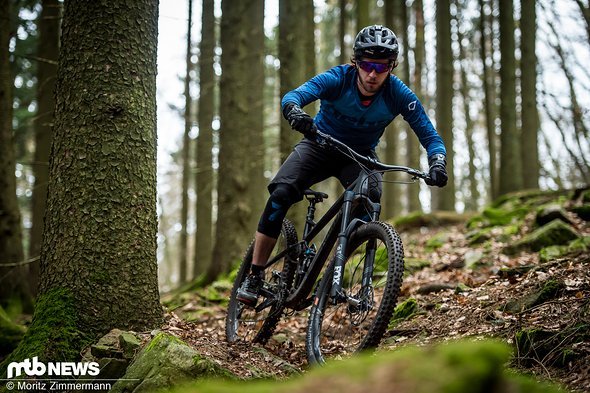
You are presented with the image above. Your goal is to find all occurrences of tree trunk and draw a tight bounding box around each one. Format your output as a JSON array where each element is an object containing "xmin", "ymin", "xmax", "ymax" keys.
[
  {"xmin": 411, "ymin": 0, "xmax": 426, "ymax": 212},
  {"xmin": 194, "ymin": 0, "xmax": 215, "ymax": 278},
  {"xmin": 9, "ymin": 0, "xmax": 162, "ymax": 362},
  {"xmin": 520, "ymin": 0, "xmax": 539, "ymax": 189},
  {"xmin": 208, "ymin": 0, "xmax": 265, "ymax": 283},
  {"xmin": 0, "ymin": 0, "xmax": 30, "ymax": 309},
  {"xmin": 456, "ymin": 6, "xmax": 480, "ymax": 211},
  {"xmin": 398, "ymin": 0, "xmax": 420, "ymax": 213},
  {"xmin": 339, "ymin": 0, "xmax": 347, "ymax": 65},
  {"xmin": 479, "ymin": 0, "xmax": 498, "ymax": 201},
  {"xmin": 356, "ymin": 0, "xmax": 369, "ymax": 32},
  {"xmin": 498, "ymin": 0, "xmax": 523, "ymax": 195},
  {"xmin": 434, "ymin": 0, "xmax": 455, "ymax": 210},
  {"xmin": 279, "ymin": 0, "xmax": 309, "ymax": 231},
  {"xmin": 382, "ymin": 0, "xmax": 402, "ymax": 220},
  {"xmin": 29, "ymin": 0, "xmax": 60, "ymax": 297},
  {"xmin": 179, "ymin": 0, "xmax": 193, "ymax": 285}
]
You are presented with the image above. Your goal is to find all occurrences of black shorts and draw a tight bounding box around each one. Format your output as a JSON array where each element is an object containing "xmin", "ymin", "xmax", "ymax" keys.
[{"xmin": 269, "ymin": 138, "xmax": 383, "ymax": 201}]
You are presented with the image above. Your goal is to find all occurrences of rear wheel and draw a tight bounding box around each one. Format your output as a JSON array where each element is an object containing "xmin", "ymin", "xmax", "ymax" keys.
[
  {"xmin": 306, "ymin": 221, "xmax": 404, "ymax": 364},
  {"xmin": 226, "ymin": 220, "xmax": 298, "ymax": 344}
]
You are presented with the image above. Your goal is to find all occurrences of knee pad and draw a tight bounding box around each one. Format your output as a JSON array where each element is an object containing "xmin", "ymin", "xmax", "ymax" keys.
[{"xmin": 257, "ymin": 184, "xmax": 300, "ymax": 238}]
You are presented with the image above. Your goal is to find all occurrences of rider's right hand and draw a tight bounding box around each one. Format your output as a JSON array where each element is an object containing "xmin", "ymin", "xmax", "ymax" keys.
[{"xmin": 283, "ymin": 103, "xmax": 316, "ymax": 137}]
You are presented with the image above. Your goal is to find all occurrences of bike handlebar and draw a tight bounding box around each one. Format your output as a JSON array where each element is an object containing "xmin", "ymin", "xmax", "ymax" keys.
[{"xmin": 312, "ymin": 129, "xmax": 432, "ymax": 182}]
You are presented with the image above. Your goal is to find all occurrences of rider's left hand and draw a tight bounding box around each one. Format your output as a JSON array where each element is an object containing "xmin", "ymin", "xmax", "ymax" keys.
[{"xmin": 425, "ymin": 154, "xmax": 448, "ymax": 187}]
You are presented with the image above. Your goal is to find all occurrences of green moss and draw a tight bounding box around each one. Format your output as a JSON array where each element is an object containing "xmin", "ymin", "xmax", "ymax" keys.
[
  {"xmin": 503, "ymin": 220, "xmax": 580, "ymax": 255},
  {"xmin": 160, "ymin": 340, "xmax": 562, "ymax": 393},
  {"xmin": 539, "ymin": 236, "xmax": 590, "ymax": 262},
  {"xmin": 392, "ymin": 211, "xmax": 471, "ymax": 230},
  {"xmin": 0, "ymin": 288, "xmax": 86, "ymax": 378},
  {"xmin": 388, "ymin": 298, "xmax": 419, "ymax": 329},
  {"xmin": 425, "ymin": 232, "xmax": 450, "ymax": 251},
  {"xmin": 145, "ymin": 332, "xmax": 184, "ymax": 353}
]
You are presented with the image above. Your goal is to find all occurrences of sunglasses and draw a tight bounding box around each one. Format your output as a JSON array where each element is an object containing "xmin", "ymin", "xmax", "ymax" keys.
[{"xmin": 358, "ymin": 61, "xmax": 392, "ymax": 74}]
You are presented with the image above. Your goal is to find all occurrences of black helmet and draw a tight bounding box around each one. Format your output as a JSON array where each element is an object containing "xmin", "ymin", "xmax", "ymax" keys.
[{"xmin": 353, "ymin": 25, "xmax": 399, "ymax": 60}]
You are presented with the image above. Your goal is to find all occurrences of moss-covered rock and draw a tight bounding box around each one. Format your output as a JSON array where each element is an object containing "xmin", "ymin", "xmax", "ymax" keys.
[
  {"xmin": 388, "ymin": 298, "xmax": 419, "ymax": 329},
  {"xmin": 570, "ymin": 204, "xmax": 590, "ymax": 221},
  {"xmin": 503, "ymin": 280, "xmax": 565, "ymax": 313},
  {"xmin": 539, "ymin": 236, "xmax": 590, "ymax": 262},
  {"xmin": 425, "ymin": 232, "xmax": 451, "ymax": 251},
  {"xmin": 110, "ymin": 332, "xmax": 235, "ymax": 393},
  {"xmin": 535, "ymin": 204, "xmax": 573, "ymax": 227},
  {"xmin": 515, "ymin": 326, "xmax": 588, "ymax": 367},
  {"xmin": 160, "ymin": 340, "xmax": 562, "ymax": 393},
  {"xmin": 0, "ymin": 306, "xmax": 26, "ymax": 357},
  {"xmin": 392, "ymin": 211, "xmax": 471, "ymax": 230},
  {"xmin": 503, "ymin": 220, "xmax": 580, "ymax": 255}
]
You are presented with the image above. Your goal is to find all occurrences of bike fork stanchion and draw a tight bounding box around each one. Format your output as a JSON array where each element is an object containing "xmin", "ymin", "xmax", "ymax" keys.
[
  {"xmin": 361, "ymin": 238, "xmax": 376, "ymax": 290},
  {"xmin": 330, "ymin": 190, "xmax": 354, "ymax": 303}
]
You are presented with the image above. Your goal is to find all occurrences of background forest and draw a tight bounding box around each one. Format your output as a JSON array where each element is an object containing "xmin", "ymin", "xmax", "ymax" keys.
[
  {"xmin": 1, "ymin": 0, "xmax": 590, "ymax": 392},
  {"xmin": 1, "ymin": 0, "xmax": 588, "ymax": 299}
]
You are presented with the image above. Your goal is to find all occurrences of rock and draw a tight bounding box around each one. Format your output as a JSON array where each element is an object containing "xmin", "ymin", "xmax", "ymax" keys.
[
  {"xmin": 392, "ymin": 211, "xmax": 472, "ymax": 230},
  {"xmin": 119, "ymin": 332, "xmax": 141, "ymax": 359},
  {"xmin": 570, "ymin": 204, "xmax": 590, "ymax": 221},
  {"xmin": 388, "ymin": 298, "xmax": 419, "ymax": 329},
  {"xmin": 503, "ymin": 220, "xmax": 580, "ymax": 255},
  {"xmin": 535, "ymin": 204, "xmax": 573, "ymax": 226},
  {"xmin": 503, "ymin": 280, "xmax": 564, "ymax": 314},
  {"xmin": 0, "ymin": 306, "xmax": 26, "ymax": 356},
  {"xmin": 110, "ymin": 332, "xmax": 235, "ymax": 393},
  {"xmin": 539, "ymin": 236, "xmax": 590, "ymax": 262},
  {"xmin": 463, "ymin": 250, "xmax": 485, "ymax": 269},
  {"xmin": 91, "ymin": 344, "xmax": 123, "ymax": 359},
  {"xmin": 158, "ymin": 340, "xmax": 563, "ymax": 393},
  {"xmin": 425, "ymin": 232, "xmax": 451, "ymax": 251}
]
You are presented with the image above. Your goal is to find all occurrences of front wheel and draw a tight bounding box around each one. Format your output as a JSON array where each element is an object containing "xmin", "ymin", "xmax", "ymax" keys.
[
  {"xmin": 306, "ymin": 221, "xmax": 404, "ymax": 365},
  {"xmin": 226, "ymin": 219, "xmax": 298, "ymax": 345}
]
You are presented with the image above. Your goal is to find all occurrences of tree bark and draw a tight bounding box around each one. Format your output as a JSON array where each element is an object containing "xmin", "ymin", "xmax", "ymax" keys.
[
  {"xmin": 456, "ymin": 5, "xmax": 480, "ymax": 211},
  {"xmin": 382, "ymin": 0, "xmax": 402, "ymax": 219},
  {"xmin": 356, "ymin": 0, "xmax": 370, "ymax": 32},
  {"xmin": 498, "ymin": 0, "xmax": 523, "ymax": 195},
  {"xmin": 520, "ymin": 0, "xmax": 539, "ymax": 189},
  {"xmin": 339, "ymin": 0, "xmax": 347, "ymax": 65},
  {"xmin": 434, "ymin": 0, "xmax": 455, "ymax": 210},
  {"xmin": 208, "ymin": 0, "xmax": 265, "ymax": 283},
  {"xmin": 34, "ymin": 0, "xmax": 161, "ymax": 347},
  {"xmin": 179, "ymin": 0, "xmax": 193, "ymax": 285},
  {"xmin": 479, "ymin": 0, "xmax": 498, "ymax": 201},
  {"xmin": 194, "ymin": 0, "xmax": 215, "ymax": 278},
  {"xmin": 29, "ymin": 0, "xmax": 61, "ymax": 296}
]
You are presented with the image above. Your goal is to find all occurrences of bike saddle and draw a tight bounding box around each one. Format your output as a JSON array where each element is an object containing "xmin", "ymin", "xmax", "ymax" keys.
[{"xmin": 304, "ymin": 189, "xmax": 329, "ymax": 201}]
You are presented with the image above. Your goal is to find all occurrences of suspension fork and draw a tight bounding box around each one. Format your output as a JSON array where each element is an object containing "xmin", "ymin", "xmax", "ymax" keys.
[
  {"xmin": 330, "ymin": 190, "xmax": 355, "ymax": 302},
  {"xmin": 361, "ymin": 238, "xmax": 377, "ymax": 289}
]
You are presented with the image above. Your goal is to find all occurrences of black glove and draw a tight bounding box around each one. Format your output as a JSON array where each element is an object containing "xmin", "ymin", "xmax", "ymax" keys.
[
  {"xmin": 425, "ymin": 154, "xmax": 448, "ymax": 187},
  {"xmin": 282, "ymin": 103, "xmax": 316, "ymax": 136}
]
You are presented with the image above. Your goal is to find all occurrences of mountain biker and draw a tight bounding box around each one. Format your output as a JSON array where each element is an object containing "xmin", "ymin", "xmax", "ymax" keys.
[{"xmin": 237, "ymin": 24, "xmax": 448, "ymax": 306}]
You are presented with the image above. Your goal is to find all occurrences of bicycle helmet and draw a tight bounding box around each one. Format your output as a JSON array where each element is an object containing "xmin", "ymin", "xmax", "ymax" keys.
[{"xmin": 353, "ymin": 25, "xmax": 399, "ymax": 60}]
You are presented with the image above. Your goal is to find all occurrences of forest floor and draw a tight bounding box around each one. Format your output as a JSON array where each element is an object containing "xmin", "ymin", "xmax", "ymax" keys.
[{"xmin": 161, "ymin": 215, "xmax": 590, "ymax": 392}]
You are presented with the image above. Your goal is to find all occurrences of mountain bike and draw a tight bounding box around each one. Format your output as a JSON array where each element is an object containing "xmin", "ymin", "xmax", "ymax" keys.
[{"xmin": 225, "ymin": 130, "xmax": 431, "ymax": 365}]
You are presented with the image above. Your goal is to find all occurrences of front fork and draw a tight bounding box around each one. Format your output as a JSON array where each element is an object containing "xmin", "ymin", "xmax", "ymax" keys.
[{"xmin": 330, "ymin": 191, "xmax": 379, "ymax": 304}]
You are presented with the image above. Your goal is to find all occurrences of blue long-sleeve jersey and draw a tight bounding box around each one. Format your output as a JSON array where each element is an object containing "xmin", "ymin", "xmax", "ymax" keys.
[{"xmin": 281, "ymin": 64, "xmax": 446, "ymax": 157}]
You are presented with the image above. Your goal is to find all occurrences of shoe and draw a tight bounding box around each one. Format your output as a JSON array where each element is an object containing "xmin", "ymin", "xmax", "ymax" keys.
[{"xmin": 236, "ymin": 274, "xmax": 263, "ymax": 307}]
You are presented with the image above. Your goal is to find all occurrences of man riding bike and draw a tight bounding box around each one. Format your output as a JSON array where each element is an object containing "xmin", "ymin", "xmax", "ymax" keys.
[{"xmin": 237, "ymin": 24, "xmax": 448, "ymax": 306}]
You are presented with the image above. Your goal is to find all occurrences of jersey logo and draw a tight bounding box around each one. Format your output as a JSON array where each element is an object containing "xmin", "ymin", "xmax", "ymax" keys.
[{"xmin": 408, "ymin": 101, "xmax": 417, "ymax": 111}]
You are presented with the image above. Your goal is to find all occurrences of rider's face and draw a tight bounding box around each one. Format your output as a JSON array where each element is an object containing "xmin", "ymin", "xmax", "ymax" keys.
[{"xmin": 356, "ymin": 57, "xmax": 392, "ymax": 96}]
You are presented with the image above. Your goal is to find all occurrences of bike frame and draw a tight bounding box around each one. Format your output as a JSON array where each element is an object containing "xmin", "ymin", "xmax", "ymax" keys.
[{"xmin": 262, "ymin": 131, "xmax": 429, "ymax": 311}]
